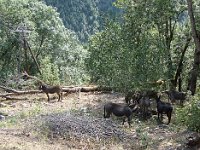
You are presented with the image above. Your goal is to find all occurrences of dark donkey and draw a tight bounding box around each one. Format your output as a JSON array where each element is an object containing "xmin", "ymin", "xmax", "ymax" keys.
[
  {"xmin": 104, "ymin": 102, "xmax": 135, "ymax": 127},
  {"xmin": 39, "ymin": 84, "xmax": 62, "ymax": 102},
  {"xmin": 156, "ymin": 96, "xmax": 173, "ymax": 124},
  {"xmin": 164, "ymin": 90, "xmax": 186, "ymax": 106},
  {"xmin": 125, "ymin": 90, "xmax": 158, "ymax": 105}
]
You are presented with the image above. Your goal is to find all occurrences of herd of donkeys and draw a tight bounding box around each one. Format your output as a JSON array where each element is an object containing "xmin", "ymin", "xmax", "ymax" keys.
[
  {"xmin": 38, "ymin": 83, "xmax": 186, "ymax": 127},
  {"xmin": 103, "ymin": 90, "xmax": 187, "ymax": 127}
]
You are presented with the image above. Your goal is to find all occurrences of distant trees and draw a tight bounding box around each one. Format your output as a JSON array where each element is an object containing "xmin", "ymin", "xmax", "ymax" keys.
[
  {"xmin": 0, "ymin": 0, "xmax": 88, "ymax": 85},
  {"xmin": 44, "ymin": 0, "xmax": 120, "ymax": 42}
]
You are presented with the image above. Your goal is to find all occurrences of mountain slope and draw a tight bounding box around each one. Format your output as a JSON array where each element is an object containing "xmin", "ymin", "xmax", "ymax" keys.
[{"xmin": 44, "ymin": 0, "xmax": 120, "ymax": 42}]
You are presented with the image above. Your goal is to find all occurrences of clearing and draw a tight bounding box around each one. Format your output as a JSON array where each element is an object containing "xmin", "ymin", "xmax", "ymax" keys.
[{"xmin": 0, "ymin": 91, "xmax": 197, "ymax": 150}]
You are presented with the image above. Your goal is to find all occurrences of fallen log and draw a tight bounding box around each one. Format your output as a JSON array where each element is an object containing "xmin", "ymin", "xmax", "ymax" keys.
[
  {"xmin": 0, "ymin": 85, "xmax": 19, "ymax": 93},
  {"xmin": 62, "ymin": 86, "xmax": 113, "ymax": 93},
  {"xmin": 0, "ymin": 90, "xmax": 42, "ymax": 97},
  {"xmin": 0, "ymin": 85, "xmax": 113, "ymax": 100},
  {"xmin": 3, "ymin": 96, "xmax": 28, "ymax": 101}
]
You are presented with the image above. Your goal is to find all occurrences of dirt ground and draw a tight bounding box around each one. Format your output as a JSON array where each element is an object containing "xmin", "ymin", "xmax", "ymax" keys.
[{"xmin": 0, "ymin": 91, "xmax": 198, "ymax": 150}]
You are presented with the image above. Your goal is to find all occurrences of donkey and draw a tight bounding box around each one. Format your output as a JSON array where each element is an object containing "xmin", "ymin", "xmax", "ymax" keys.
[
  {"xmin": 164, "ymin": 90, "xmax": 186, "ymax": 105},
  {"xmin": 125, "ymin": 90, "xmax": 158, "ymax": 105},
  {"xmin": 125, "ymin": 90, "xmax": 142, "ymax": 105},
  {"xmin": 156, "ymin": 96, "xmax": 173, "ymax": 124},
  {"xmin": 104, "ymin": 102, "xmax": 135, "ymax": 127},
  {"xmin": 145, "ymin": 90, "xmax": 158, "ymax": 100},
  {"xmin": 138, "ymin": 96, "xmax": 151, "ymax": 118},
  {"xmin": 39, "ymin": 84, "xmax": 62, "ymax": 102}
]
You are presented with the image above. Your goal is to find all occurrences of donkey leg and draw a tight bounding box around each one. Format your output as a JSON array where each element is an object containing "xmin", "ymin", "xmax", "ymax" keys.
[
  {"xmin": 46, "ymin": 93, "xmax": 50, "ymax": 102},
  {"xmin": 167, "ymin": 112, "xmax": 172, "ymax": 124},
  {"xmin": 157, "ymin": 112, "xmax": 160, "ymax": 121},
  {"xmin": 122, "ymin": 117, "xmax": 126, "ymax": 125},
  {"xmin": 127, "ymin": 116, "xmax": 131, "ymax": 127},
  {"xmin": 58, "ymin": 93, "xmax": 61, "ymax": 102}
]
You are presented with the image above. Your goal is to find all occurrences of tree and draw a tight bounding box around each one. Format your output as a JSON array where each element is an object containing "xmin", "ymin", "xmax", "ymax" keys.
[
  {"xmin": 44, "ymin": 0, "xmax": 121, "ymax": 42},
  {"xmin": 87, "ymin": 0, "xmax": 191, "ymax": 91},
  {"xmin": 187, "ymin": 0, "xmax": 200, "ymax": 95},
  {"xmin": 0, "ymin": 0, "xmax": 88, "ymax": 85}
]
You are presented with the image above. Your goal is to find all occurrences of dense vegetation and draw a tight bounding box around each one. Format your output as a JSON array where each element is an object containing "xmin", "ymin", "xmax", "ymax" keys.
[
  {"xmin": 86, "ymin": 0, "xmax": 198, "ymax": 92},
  {"xmin": 0, "ymin": 0, "xmax": 88, "ymax": 85},
  {"xmin": 44, "ymin": 0, "xmax": 120, "ymax": 42},
  {"xmin": 0, "ymin": 0, "xmax": 200, "ymax": 132}
]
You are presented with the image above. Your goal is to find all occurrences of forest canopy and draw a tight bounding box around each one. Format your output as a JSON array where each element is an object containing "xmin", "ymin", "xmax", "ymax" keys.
[
  {"xmin": 0, "ymin": 0, "xmax": 88, "ymax": 85},
  {"xmin": 0, "ymin": 0, "xmax": 200, "ymax": 95},
  {"xmin": 86, "ymin": 0, "xmax": 199, "ymax": 93}
]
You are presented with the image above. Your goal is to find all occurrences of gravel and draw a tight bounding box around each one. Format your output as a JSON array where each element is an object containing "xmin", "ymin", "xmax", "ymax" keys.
[{"xmin": 26, "ymin": 111, "xmax": 136, "ymax": 142}]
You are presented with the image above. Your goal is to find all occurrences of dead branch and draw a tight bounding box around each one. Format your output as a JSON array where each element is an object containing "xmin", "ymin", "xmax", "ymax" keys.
[
  {"xmin": 0, "ymin": 85, "xmax": 113, "ymax": 100},
  {"xmin": 62, "ymin": 86, "xmax": 113, "ymax": 93},
  {"xmin": 0, "ymin": 85, "xmax": 19, "ymax": 93},
  {"xmin": 21, "ymin": 71, "xmax": 44, "ymax": 85},
  {"xmin": 0, "ymin": 90, "xmax": 42, "ymax": 98},
  {"xmin": 3, "ymin": 96, "xmax": 28, "ymax": 101}
]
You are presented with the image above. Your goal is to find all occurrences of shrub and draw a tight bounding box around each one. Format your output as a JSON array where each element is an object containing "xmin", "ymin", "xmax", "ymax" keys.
[
  {"xmin": 176, "ymin": 93, "xmax": 200, "ymax": 132},
  {"xmin": 39, "ymin": 56, "xmax": 60, "ymax": 85}
]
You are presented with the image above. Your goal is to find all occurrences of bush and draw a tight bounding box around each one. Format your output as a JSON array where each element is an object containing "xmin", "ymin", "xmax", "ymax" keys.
[
  {"xmin": 39, "ymin": 56, "xmax": 60, "ymax": 85},
  {"xmin": 176, "ymin": 94, "xmax": 200, "ymax": 132}
]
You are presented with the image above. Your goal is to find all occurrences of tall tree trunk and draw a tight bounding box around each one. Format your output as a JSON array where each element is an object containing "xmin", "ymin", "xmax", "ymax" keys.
[
  {"xmin": 165, "ymin": 19, "xmax": 174, "ymax": 90},
  {"xmin": 23, "ymin": 34, "xmax": 29, "ymax": 73},
  {"xmin": 173, "ymin": 37, "xmax": 191, "ymax": 90},
  {"xmin": 26, "ymin": 40, "xmax": 42, "ymax": 75},
  {"xmin": 187, "ymin": 0, "xmax": 200, "ymax": 95},
  {"xmin": 22, "ymin": 31, "xmax": 42, "ymax": 75}
]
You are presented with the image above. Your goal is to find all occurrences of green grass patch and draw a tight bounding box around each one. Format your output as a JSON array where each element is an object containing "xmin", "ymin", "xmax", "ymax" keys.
[{"xmin": 0, "ymin": 104, "xmax": 42, "ymax": 128}]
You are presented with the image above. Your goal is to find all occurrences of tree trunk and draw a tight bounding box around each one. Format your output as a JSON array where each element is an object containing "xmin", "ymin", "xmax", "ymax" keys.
[
  {"xmin": 22, "ymin": 31, "xmax": 42, "ymax": 75},
  {"xmin": 173, "ymin": 37, "xmax": 191, "ymax": 90},
  {"xmin": 166, "ymin": 20, "xmax": 174, "ymax": 83},
  {"xmin": 26, "ymin": 40, "xmax": 42, "ymax": 75},
  {"xmin": 187, "ymin": 0, "xmax": 200, "ymax": 95}
]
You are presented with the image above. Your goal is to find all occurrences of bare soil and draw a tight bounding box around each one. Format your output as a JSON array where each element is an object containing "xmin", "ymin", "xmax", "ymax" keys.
[{"xmin": 0, "ymin": 91, "xmax": 198, "ymax": 150}]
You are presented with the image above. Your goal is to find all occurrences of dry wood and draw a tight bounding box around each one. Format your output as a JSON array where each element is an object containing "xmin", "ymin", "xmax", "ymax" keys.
[
  {"xmin": 0, "ymin": 85, "xmax": 19, "ymax": 93},
  {"xmin": 3, "ymin": 96, "xmax": 28, "ymax": 101},
  {"xmin": 0, "ymin": 72, "xmax": 113, "ymax": 101},
  {"xmin": 21, "ymin": 71, "xmax": 44, "ymax": 85},
  {"xmin": 0, "ymin": 90, "xmax": 42, "ymax": 97},
  {"xmin": 0, "ymin": 85, "xmax": 113, "ymax": 100},
  {"xmin": 62, "ymin": 86, "xmax": 112, "ymax": 93}
]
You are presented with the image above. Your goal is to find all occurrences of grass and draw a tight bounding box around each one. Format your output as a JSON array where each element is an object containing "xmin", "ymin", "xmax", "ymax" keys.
[{"xmin": 0, "ymin": 104, "xmax": 42, "ymax": 128}]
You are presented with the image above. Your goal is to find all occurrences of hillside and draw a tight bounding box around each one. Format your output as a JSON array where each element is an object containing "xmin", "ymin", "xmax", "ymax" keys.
[{"xmin": 44, "ymin": 0, "xmax": 120, "ymax": 42}]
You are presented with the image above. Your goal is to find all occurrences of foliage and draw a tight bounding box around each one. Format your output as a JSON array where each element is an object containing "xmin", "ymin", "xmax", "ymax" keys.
[
  {"xmin": 0, "ymin": 0, "xmax": 89, "ymax": 85},
  {"xmin": 86, "ymin": 0, "xmax": 192, "ymax": 91},
  {"xmin": 176, "ymin": 93, "xmax": 200, "ymax": 132},
  {"xmin": 39, "ymin": 56, "xmax": 60, "ymax": 85},
  {"xmin": 44, "ymin": 0, "xmax": 121, "ymax": 42},
  {"xmin": 58, "ymin": 43, "xmax": 90, "ymax": 85}
]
